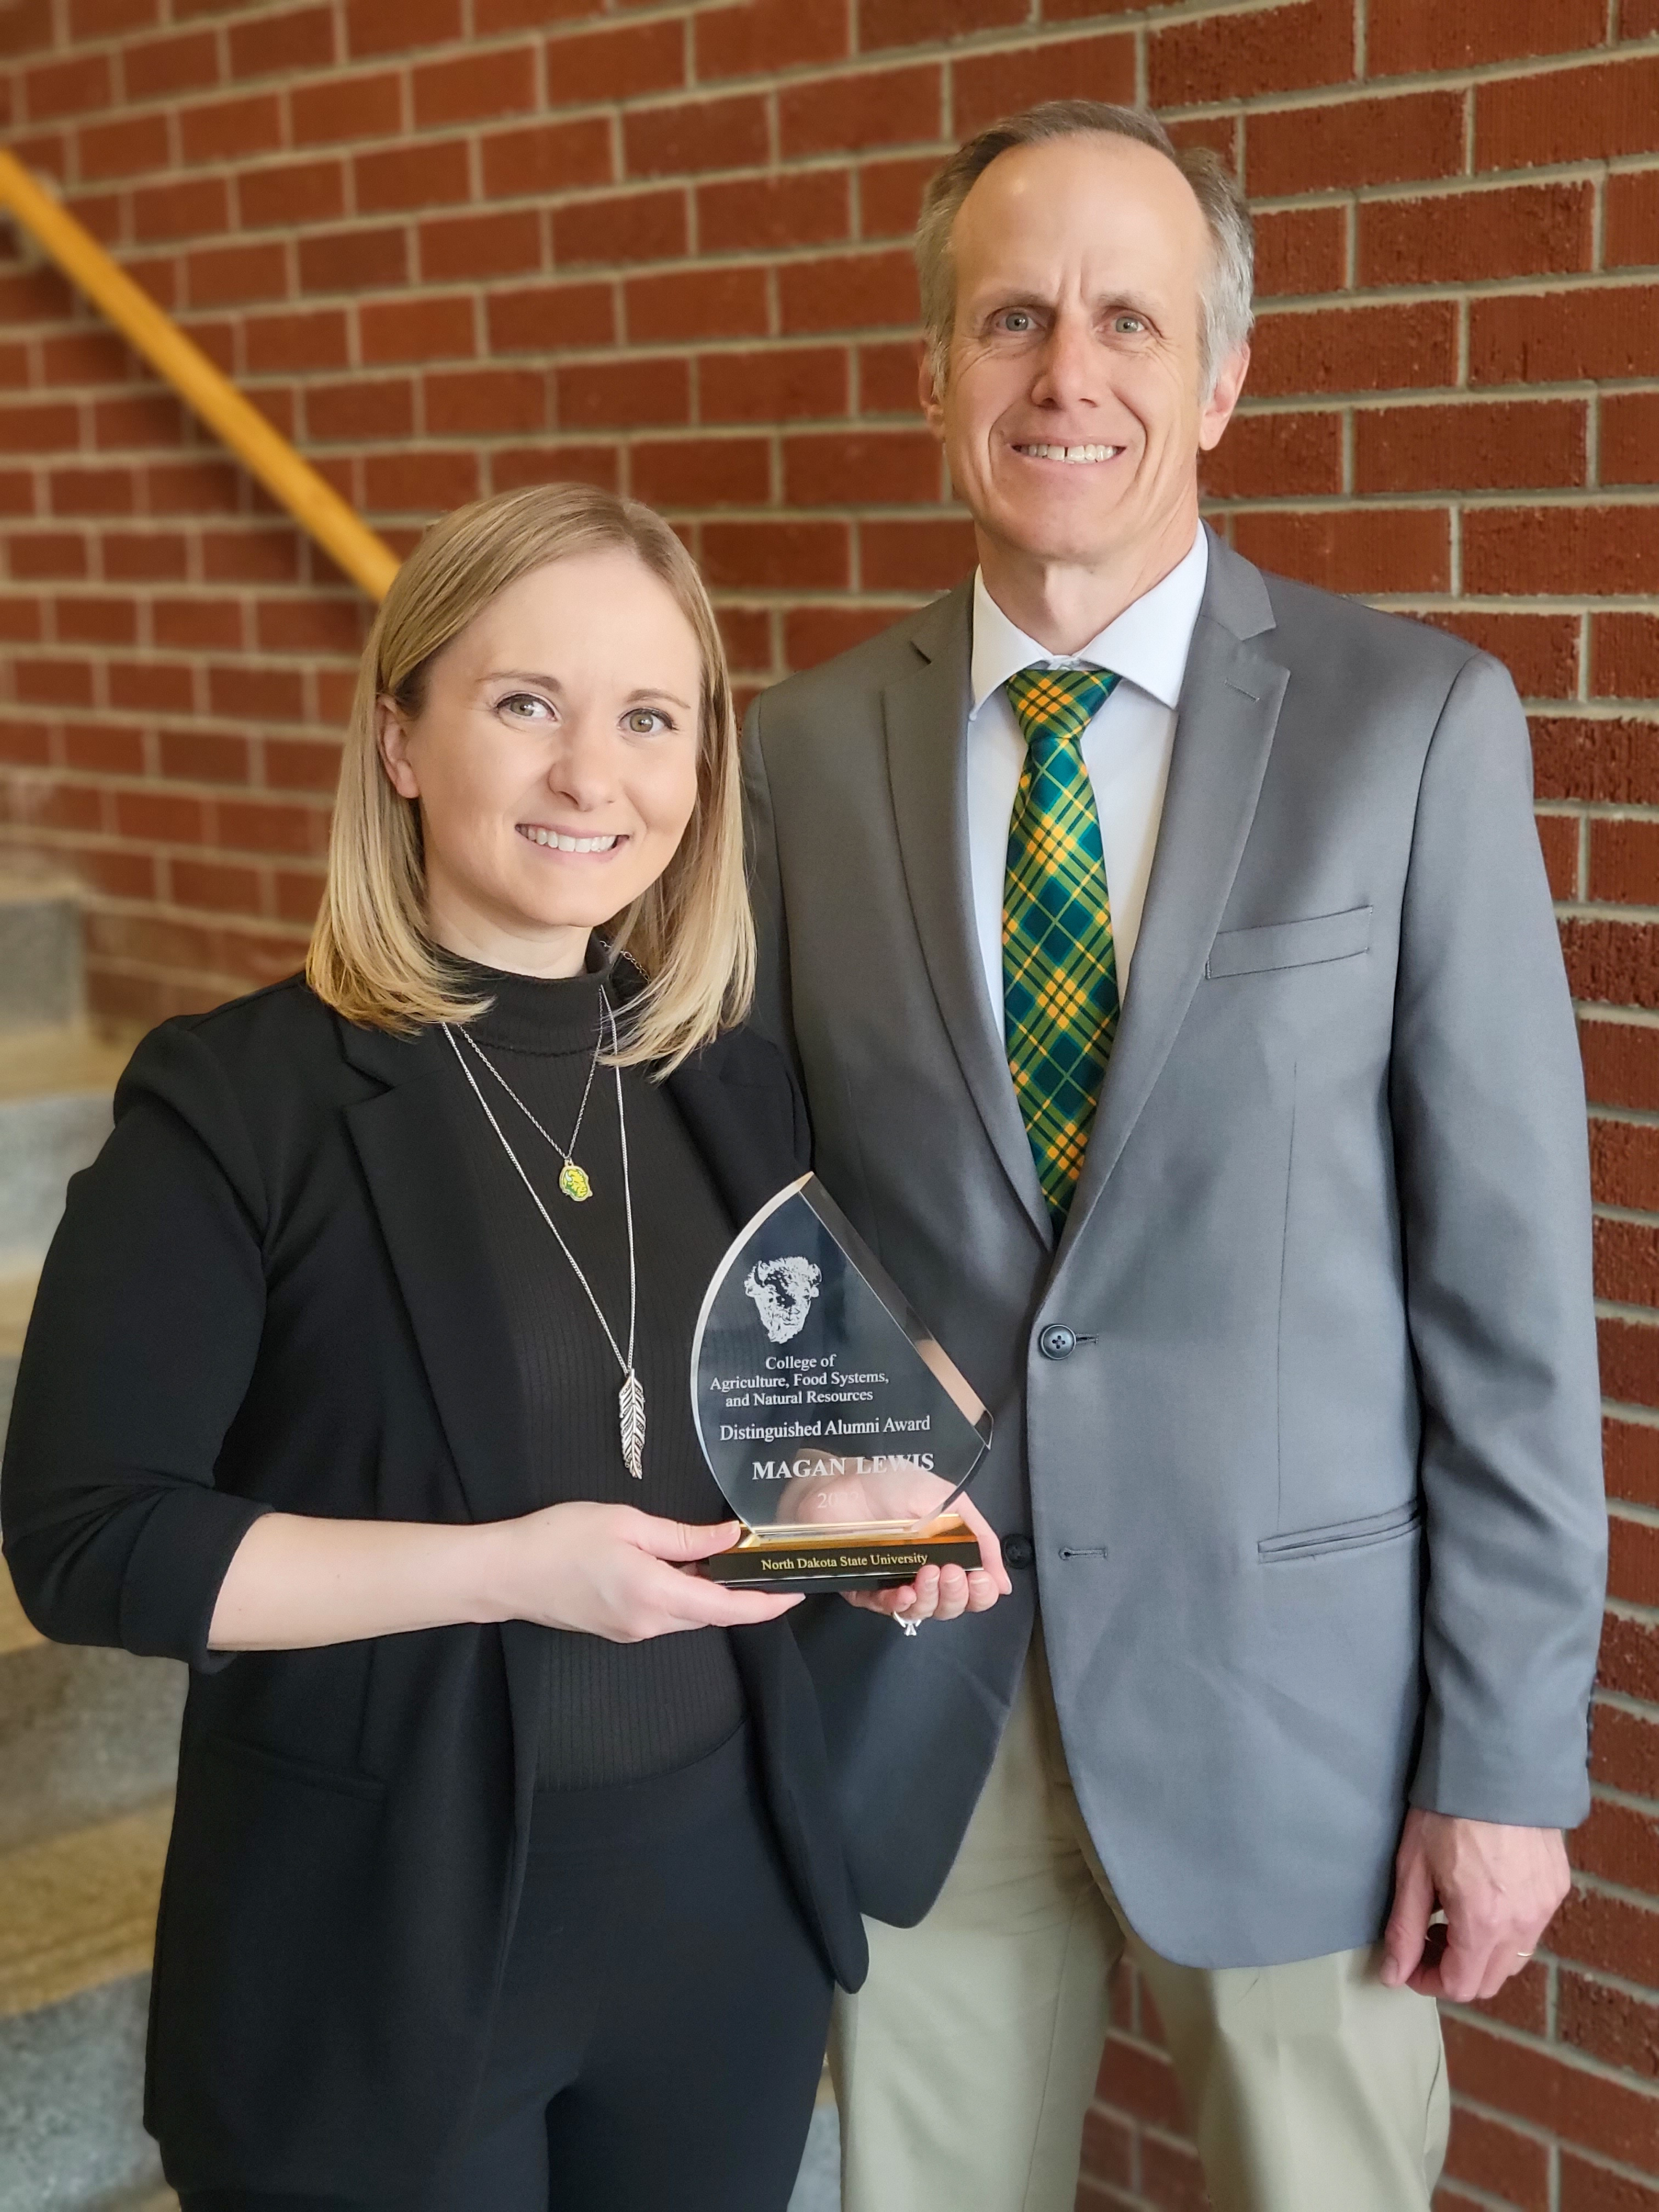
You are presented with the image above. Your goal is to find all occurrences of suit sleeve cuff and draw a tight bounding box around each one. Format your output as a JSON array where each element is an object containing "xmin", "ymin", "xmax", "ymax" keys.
[{"xmin": 119, "ymin": 1486, "xmax": 273, "ymax": 1673}]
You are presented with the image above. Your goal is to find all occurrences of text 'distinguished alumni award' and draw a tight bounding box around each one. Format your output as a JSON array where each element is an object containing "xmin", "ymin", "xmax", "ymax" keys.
[{"xmin": 691, "ymin": 1175, "xmax": 993, "ymax": 1590}]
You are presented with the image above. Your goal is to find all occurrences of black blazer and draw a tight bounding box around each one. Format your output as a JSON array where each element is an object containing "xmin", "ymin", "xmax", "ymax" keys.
[{"xmin": 1, "ymin": 975, "xmax": 866, "ymax": 2199}]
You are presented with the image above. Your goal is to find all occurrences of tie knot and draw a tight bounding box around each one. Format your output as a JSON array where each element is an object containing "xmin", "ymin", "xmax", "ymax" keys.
[{"xmin": 1006, "ymin": 663, "xmax": 1119, "ymax": 747}]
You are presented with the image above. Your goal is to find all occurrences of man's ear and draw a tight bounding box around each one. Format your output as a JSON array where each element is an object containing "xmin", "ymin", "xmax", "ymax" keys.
[
  {"xmin": 1198, "ymin": 341, "xmax": 1250, "ymax": 453},
  {"xmin": 376, "ymin": 696, "xmax": 420, "ymax": 800},
  {"xmin": 917, "ymin": 339, "xmax": 948, "ymax": 443}
]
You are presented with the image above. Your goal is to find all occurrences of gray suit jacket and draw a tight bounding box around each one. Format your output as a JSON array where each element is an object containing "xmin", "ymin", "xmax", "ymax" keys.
[{"xmin": 743, "ymin": 528, "xmax": 1606, "ymax": 1970}]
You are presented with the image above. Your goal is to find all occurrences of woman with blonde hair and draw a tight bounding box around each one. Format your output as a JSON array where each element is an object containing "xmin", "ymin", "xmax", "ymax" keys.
[{"xmin": 0, "ymin": 484, "xmax": 990, "ymax": 2210}]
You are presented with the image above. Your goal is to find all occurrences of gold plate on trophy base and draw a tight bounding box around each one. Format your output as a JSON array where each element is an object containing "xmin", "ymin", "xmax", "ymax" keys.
[{"xmin": 699, "ymin": 1513, "xmax": 982, "ymax": 1592}]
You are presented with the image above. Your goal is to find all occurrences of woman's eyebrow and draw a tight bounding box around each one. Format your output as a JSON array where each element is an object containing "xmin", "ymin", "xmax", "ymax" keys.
[
  {"xmin": 482, "ymin": 670, "xmax": 694, "ymax": 712},
  {"xmin": 623, "ymin": 686, "xmax": 694, "ymax": 709},
  {"xmin": 481, "ymin": 667, "xmax": 564, "ymax": 690}
]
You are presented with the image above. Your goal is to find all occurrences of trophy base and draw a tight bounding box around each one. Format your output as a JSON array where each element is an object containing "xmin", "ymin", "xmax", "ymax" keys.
[{"xmin": 699, "ymin": 1514, "xmax": 983, "ymax": 1592}]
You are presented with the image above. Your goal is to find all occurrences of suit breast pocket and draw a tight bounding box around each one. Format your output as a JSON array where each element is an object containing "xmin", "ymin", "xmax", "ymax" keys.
[{"xmin": 1206, "ymin": 905, "xmax": 1373, "ymax": 980}]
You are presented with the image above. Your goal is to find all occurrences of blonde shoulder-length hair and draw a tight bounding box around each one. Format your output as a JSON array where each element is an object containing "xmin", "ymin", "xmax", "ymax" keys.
[{"xmin": 307, "ymin": 483, "xmax": 754, "ymax": 1071}]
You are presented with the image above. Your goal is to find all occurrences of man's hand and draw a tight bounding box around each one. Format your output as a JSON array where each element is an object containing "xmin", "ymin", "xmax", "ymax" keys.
[
  {"xmin": 1381, "ymin": 1809, "xmax": 1571, "ymax": 2001},
  {"xmin": 842, "ymin": 1492, "xmax": 1012, "ymax": 1624}
]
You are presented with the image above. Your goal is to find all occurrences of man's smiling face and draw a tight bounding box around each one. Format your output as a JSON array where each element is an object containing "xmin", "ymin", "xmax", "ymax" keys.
[{"xmin": 923, "ymin": 133, "xmax": 1245, "ymax": 580}]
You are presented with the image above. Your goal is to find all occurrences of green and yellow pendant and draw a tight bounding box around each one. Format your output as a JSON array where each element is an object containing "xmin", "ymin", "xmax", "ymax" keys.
[{"xmin": 558, "ymin": 1161, "xmax": 592, "ymax": 1203}]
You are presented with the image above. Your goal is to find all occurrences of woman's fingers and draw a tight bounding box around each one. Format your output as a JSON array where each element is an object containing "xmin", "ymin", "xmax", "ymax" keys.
[
  {"xmin": 624, "ymin": 1556, "xmax": 802, "ymax": 1637},
  {"xmin": 625, "ymin": 1511, "xmax": 744, "ymax": 1562}
]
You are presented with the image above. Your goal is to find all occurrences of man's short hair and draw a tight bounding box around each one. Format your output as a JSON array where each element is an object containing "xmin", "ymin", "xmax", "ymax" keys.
[{"xmin": 915, "ymin": 100, "xmax": 1255, "ymax": 397}]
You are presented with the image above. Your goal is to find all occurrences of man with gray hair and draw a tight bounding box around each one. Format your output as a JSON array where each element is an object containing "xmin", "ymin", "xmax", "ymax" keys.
[{"xmin": 746, "ymin": 101, "xmax": 1605, "ymax": 2211}]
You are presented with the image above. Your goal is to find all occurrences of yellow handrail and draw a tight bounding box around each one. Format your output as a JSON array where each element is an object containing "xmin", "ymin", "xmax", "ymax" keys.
[{"xmin": 0, "ymin": 151, "xmax": 400, "ymax": 602}]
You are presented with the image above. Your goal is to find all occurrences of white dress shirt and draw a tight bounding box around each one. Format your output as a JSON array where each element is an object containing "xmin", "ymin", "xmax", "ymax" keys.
[{"xmin": 966, "ymin": 526, "xmax": 1209, "ymax": 1025}]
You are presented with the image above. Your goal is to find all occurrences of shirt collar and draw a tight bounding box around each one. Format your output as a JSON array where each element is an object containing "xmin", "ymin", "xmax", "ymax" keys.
[{"xmin": 969, "ymin": 524, "xmax": 1209, "ymax": 716}]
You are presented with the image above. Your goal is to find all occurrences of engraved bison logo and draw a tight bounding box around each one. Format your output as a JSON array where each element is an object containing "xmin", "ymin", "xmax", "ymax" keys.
[{"xmin": 743, "ymin": 1256, "xmax": 822, "ymax": 1346}]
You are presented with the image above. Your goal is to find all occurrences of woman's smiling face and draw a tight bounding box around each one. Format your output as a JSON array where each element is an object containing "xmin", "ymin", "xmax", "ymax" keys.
[{"xmin": 376, "ymin": 548, "xmax": 704, "ymax": 976}]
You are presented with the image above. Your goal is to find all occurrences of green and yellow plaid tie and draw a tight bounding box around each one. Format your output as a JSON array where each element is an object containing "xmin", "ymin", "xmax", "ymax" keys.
[{"xmin": 1002, "ymin": 664, "xmax": 1121, "ymax": 1225}]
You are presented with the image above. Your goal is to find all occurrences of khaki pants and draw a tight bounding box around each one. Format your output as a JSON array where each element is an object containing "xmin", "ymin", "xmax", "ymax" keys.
[{"xmin": 830, "ymin": 1644, "xmax": 1448, "ymax": 2212}]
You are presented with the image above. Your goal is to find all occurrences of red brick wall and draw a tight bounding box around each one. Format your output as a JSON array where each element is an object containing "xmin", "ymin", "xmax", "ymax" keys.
[{"xmin": 0, "ymin": 1, "xmax": 1654, "ymax": 2203}]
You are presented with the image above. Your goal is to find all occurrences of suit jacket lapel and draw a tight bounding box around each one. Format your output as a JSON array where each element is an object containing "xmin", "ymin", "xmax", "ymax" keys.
[
  {"xmin": 665, "ymin": 1035, "xmax": 806, "ymax": 1230},
  {"xmin": 1058, "ymin": 535, "xmax": 1286, "ymax": 1259},
  {"xmin": 335, "ymin": 1007, "xmax": 806, "ymax": 1526},
  {"xmin": 883, "ymin": 584, "xmax": 1051, "ymax": 1243},
  {"xmin": 337, "ymin": 1016, "xmax": 531, "ymax": 1532}
]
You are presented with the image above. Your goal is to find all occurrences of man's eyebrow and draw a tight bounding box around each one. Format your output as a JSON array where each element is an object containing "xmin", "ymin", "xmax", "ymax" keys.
[
  {"xmin": 1095, "ymin": 291, "xmax": 1161, "ymax": 322},
  {"xmin": 972, "ymin": 288, "xmax": 1053, "ymax": 316},
  {"xmin": 967, "ymin": 287, "xmax": 1164, "ymax": 323}
]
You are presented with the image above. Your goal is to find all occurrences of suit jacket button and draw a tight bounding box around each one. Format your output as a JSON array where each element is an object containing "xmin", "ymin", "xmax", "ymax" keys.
[
  {"xmin": 1039, "ymin": 1325, "xmax": 1077, "ymax": 1359},
  {"xmin": 1003, "ymin": 1533, "xmax": 1035, "ymax": 1570}
]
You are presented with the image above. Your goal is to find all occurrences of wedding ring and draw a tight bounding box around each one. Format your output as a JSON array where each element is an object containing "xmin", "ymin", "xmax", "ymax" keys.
[
  {"xmin": 897, "ymin": 1615, "xmax": 921, "ymax": 1637},
  {"xmin": 1516, "ymin": 1950, "xmax": 1534, "ymax": 1961}
]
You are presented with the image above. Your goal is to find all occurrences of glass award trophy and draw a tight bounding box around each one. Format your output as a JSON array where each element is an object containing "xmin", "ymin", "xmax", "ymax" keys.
[{"xmin": 691, "ymin": 1175, "xmax": 993, "ymax": 1590}]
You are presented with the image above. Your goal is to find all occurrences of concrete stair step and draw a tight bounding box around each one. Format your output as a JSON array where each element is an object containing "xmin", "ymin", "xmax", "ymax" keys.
[
  {"xmin": 0, "ymin": 1628, "xmax": 184, "ymax": 1854},
  {"xmin": 0, "ymin": 1973, "xmax": 163, "ymax": 2212},
  {"xmin": 0, "ymin": 869, "xmax": 83, "ymax": 1036},
  {"xmin": 0, "ymin": 1799, "xmax": 170, "ymax": 2020},
  {"xmin": 0, "ymin": 1802, "xmax": 171, "ymax": 2212},
  {"xmin": 0, "ymin": 1261, "xmax": 39, "ymax": 1446},
  {"xmin": 0, "ymin": 1558, "xmax": 41, "ymax": 1657},
  {"xmin": 0, "ymin": 1025, "xmax": 127, "ymax": 1274},
  {"xmin": 0, "ymin": 881, "xmax": 174, "ymax": 2212}
]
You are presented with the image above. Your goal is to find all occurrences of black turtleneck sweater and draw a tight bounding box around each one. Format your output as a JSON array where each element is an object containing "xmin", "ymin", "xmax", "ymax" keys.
[{"xmin": 441, "ymin": 958, "xmax": 746, "ymax": 1789}]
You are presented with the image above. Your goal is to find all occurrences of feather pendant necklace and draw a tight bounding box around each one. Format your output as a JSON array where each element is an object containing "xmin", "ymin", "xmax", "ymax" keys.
[{"xmin": 443, "ymin": 995, "xmax": 645, "ymax": 1480}]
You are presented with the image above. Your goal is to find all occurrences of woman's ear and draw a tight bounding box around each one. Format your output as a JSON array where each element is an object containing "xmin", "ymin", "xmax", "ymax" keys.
[{"xmin": 376, "ymin": 695, "xmax": 421, "ymax": 800}]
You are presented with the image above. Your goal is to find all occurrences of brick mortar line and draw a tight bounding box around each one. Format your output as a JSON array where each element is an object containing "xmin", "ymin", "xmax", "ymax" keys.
[
  {"xmin": 1588, "ymin": 1779, "xmax": 1659, "ymax": 1818},
  {"xmin": 29, "ymin": 126, "xmax": 1659, "ymax": 238},
  {"xmin": 7, "ymin": 230, "xmax": 1646, "ymax": 333},
  {"xmin": 43, "ymin": 151, "xmax": 1659, "ymax": 262},
  {"xmin": 1443, "ymin": 2092, "xmax": 1659, "ymax": 2193},
  {"xmin": 1556, "ymin": 900, "xmax": 1659, "ymax": 923},
  {"xmin": 1596, "ymin": 1201, "xmax": 1659, "ymax": 1226},
  {"xmin": 24, "ymin": 489, "xmax": 1659, "ymax": 521},
  {"xmin": 1571, "ymin": 1860, "xmax": 1659, "ymax": 1910},
  {"xmin": 1154, "ymin": 38, "xmax": 1659, "ymax": 120},
  {"xmin": 1222, "ymin": 388, "xmax": 1659, "ymax": 414},
  {"xmin": 1596, "ymin": 1685, "xmax": 1659, "ymax": 1719},
  {"xmin": 1214, "ymin": 490, "xmax": 1659, "ymax": 511},
  {"xmin": 1589, "ymin": 1596, "xmax": 1658, "ymax": 1629},
  {"xmin": 1595, "ymin": 1300, "xmax": 1659, "ymax": 1322},
  {"xmin": 1436, "ymin": 2004, "xmax": 1659, "ymax": 2094},
  {"xmin": 1087, "ymin": 2101, "xmax": 1200, "ymax": 2149},
  {"xmin": 1424, "ymin": 2178, "xmax": 1522, "ymax": 2212},
  {"xmin": 93, "ymin": 261, "xmax": 1659, "ymax": 329},
  {"xmin": 1246, "ymin": 154, "xmax": 1659, "ymax": 208},
  {"xmin": 1383, "ymin": 601, "xmax": 1659, "ymax": 616},
  {"xmin": 0, "ymin": 747, "xmax": 338, "ymax": 779},
  {"xmin": 1543, "ymin": 805, "xmax": 1659, "ymax": 822},
  {"xmin": 1251, "ymin": 271, "xmax": 1659, "ymax": 307},
  {"xmin": 29, "ymin": 885, "xmax": 307, "ymax": 934},
  {"xmin": 14, "ymin": 13, "xmax": 1649, "ymax": 136}
]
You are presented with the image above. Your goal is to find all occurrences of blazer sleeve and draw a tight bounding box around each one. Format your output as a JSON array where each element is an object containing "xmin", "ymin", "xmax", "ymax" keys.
[
  {"xmin": 741, "ymin": 690, "xmax": 804, "ymax": 1083},
  {"xmin": 1391, "ymin": 650, "xmax": 1607, "ymax": 1828},
  {"xmin": 1, "ymin": 1019, "xmax": 274, "ymax": 1672}
]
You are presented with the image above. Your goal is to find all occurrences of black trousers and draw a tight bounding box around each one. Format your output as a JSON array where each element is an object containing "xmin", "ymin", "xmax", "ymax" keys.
[{"xmin": 180, "ymin": 1729, "xmax": 832, "ymax": 2212}]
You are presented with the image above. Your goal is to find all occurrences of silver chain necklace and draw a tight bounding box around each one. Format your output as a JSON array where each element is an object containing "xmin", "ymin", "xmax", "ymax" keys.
[
  {"xmin": 442, "ymin": 996, "xmax": 645, "ymax": 1479},
  {"xmin": 450, "ymin": 1007, "xmax": 603, "ymax": 1203}
]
